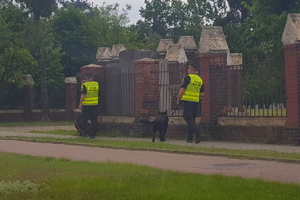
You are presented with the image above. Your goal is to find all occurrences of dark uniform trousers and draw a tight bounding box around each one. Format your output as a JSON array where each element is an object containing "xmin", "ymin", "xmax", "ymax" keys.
[
  {"xmin": 82, "ymin": 105, "xmax": 98, "ymax": 138},
  {"xmin": 182, "ymin": 101, "xmax": 201, "ymax": 141}
]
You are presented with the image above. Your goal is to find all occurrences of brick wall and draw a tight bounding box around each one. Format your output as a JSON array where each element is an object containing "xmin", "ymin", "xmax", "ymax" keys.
[
  {"xmin": 65, "ymin": 77, "xmax": 77, "ymax": 121},
  {"xmin": 283, "ymin": 44, "xmax": 300, "ymax": 127},
  {"xmin": 198, "ymin": 52, "xmax": 228, "ymax": 123},
  {"xmin": 96, "ymin": 118, "xmax": 299, "ymax": 145},
  {"xmin": 133, "ymin": 59, "xmax": 160, "ymax": 119},
  {"xmin": 217, "ymin": 126, "xmax": 299, "ymax": 145}
]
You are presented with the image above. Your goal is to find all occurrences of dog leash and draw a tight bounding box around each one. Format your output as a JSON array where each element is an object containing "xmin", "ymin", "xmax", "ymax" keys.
[{"xmin": 171, "ymin": 105, "xmax": 179, "ymax": 116}]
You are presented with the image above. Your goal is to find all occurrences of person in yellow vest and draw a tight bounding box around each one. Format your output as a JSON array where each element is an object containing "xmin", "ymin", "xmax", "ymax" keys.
[
  {"xmin": 177, "ymin": 65, "xmax": 205, "ymax": 143},
  {"xmin": 79, "ymin": 74, "xmax": 99, "ymax": 139}
]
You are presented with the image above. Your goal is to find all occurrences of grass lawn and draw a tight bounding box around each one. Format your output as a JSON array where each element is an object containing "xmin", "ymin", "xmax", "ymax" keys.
[{"xmin": 0, "ymin": 153, "xmax": 299, "ymax": 200}]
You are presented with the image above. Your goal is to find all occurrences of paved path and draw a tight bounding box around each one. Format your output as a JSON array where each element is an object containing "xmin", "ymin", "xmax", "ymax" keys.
[{"xmin": 0, "ymin": 129, "xmax": 300, "ymax": 185}]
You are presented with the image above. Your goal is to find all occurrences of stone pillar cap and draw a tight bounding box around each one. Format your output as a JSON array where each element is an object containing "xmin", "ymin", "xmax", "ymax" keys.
[
  {"xmin": 157, "ymin": 39, "xmax": 175, "ymax": 52},
  {"xmin": 65, "ymin": 77, "xmax": 77, "ymax": 84},
  {"xmin": 96, "ymin": 47, "xmax": 112, "ymax": 61},
  {"xmin": 178, "ymin": 36, "xmax": 198, "ymax": 51},
  {"xmin": 165, "ymin": 44, "xmax": 188, "ymax": 63},
  {"xmin": 228, "ymin": 53, "xmax": 243, "ymax": 65},
  {"xmin": 198, "ymin": 26, "xmax": 229, "ymax": 53},
  {"xmin": 81, "ymin": 64, "xmax": 103, "ymax": 68},
  {"xmin": 111, "ymin": 44, "xmax": 126, "ymax": 58},
  {"xmin": 282, "ymin": 13, "xmax": 300, "ymax": 45}
]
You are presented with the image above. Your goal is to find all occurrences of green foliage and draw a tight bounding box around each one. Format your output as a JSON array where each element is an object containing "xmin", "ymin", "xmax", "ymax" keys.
[
  {"xmin": 0, "ymin": 4, "xmax": 38, "ymax": 107},
  {"xmin": 140, "ymin": 0, "xmax": 207, "ymax": 42},
  {"xmin": 140, "ymin": 0, "xmax": 171, "ymax": 37},
  {"xmin": 125, "ymin": 23, "xmax": 161, "ymax": 51},
  {"xmin": 0, "ymin": 4, "xmax": 37, "ymax": 86},
  {"xmin": 53, "ymin": 3, "xmax": 131, "ymax": 76},
  {"xmin": 53, "ymin": 5, "xmax": 93, "ymax": 76},
  {"xmin": 14, "ymin": 0, "xmax": 64, "ymax": 120},
  {"xmin": 58, "ymin": 0, "xmax": 92, "ymax": 10},
  {"xmin": 221, "ymin": 0, "xmax": 298, "ymax": 106},
  {"xmin": 15, "ymin": 0, "xmax": 57, "ymax": 22},
  {"xmin": 88, "ymin": 4, "xmax": 131, "ymax": 46}
]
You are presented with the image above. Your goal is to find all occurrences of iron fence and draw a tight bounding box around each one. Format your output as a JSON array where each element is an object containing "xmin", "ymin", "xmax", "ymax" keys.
[
  {"xmin": 212, "ymin": 62, "xmax": 286, "ymax": 117},
  {"xmin": 0, "ymin": 58, "xmax": 286, "ymax": 118}
]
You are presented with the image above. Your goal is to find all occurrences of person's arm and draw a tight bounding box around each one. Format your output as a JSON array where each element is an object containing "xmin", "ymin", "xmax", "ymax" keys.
[
  {"xmin": 79, "ymin": 94, "xmax": 86, "ymax": 110},
  {"xmin": 79, "ymin": 85, "xmax": 87, "ymax": 110},
  {"xmin": 177, "ymin": 76, "xmax": 190, "ymax": 105},
  {"xmin": 200, "ymin": 83, "xmax": 205, "ymax": 98},
  {"xmin": 177, "ymin": 87, "xmax": 186, "ymax": 105}
]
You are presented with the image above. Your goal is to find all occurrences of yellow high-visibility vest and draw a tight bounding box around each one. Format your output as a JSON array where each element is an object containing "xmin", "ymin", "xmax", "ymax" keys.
[
  {"xmin": 82, "ymin": 81, "xmax": 99, "ymax": 106},
  {"xmin": 181, "ymin": 74, "xmax": 203, "ymax": 102}
]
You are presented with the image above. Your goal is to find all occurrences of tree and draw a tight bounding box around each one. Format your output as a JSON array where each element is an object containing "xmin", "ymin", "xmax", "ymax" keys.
[
  {"xmin": 16, "ymin": 0, "xmax": 64, "ymax": 121},
  {"xmin": 139, "ymin": 0, "xmax": 212, "ymax": 43},
  {"xmin": 53, "ymin": 3, "xmax": 131, "ymax": 76},
  {"xmin": 58, "ymin": 0, "xmax": 92, "ymax": 10},
  {"xmin": 185, "ymin": 0, "xmax": 213, "ymax": 42},
  {"xmin": 212, "ymin": 0, "xmax": 251, "ymax": 26},
  {"xmin": 125, "ymin": 22, "xmax": 161, "ymax": 51},
  {"xmin": 53, "ymin": 6, "xmax": 95, "ymax": 77},
  {"xmin": 15, "ymin": 0, "xmax": 57, "ymax": 22},
  {"xmin": 0, "ymin": 3, "xmax": 37, "ymax": 108},
  {"xmin": 222, "ymin": 0, "xmax": 300, "ymax": 106},
  {"xmin": 88, "ymin": 3, "xmax": 131, "ymax": 47},
  {"xmin": 140, "ymin": 0, "xmax": 171, "ymax": 37}
]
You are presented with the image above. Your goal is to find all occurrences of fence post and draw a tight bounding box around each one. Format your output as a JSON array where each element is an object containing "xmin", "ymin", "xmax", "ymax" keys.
[
  {"xmin": 23, "ymin": 75, "xmax": 35, "ymax": 121},
  {"xmin": 282, "ymin": 13, "xmax": 300, "ymax": 127},
  {"xmin": 198, "ymin": 26, "xmax": 229, "ymax": 124},
  {"xmin": 133, "ymin": 58, "xmax": 160, "ymax": 121},
  {"xmin": 65, "ymin": 77, "xmax": 77, "ymax": 120}
]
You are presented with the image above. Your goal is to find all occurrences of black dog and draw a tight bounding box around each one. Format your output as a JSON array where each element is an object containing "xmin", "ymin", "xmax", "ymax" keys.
[
  {"xmin": 140, "ymin": 110, "xmax": 169, "ymax": 142},
  {"xmin": 75, "ymin": 114, "xmax": 91, "ymax": 137}
]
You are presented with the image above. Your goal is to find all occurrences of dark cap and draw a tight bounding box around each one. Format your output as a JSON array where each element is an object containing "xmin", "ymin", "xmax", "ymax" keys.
[{"xmin": 188, "ymin": 64, "xmax": 199, "ymax": 70}]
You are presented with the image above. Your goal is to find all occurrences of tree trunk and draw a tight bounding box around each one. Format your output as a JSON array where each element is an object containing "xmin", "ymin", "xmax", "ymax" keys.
[{"xmin": 39, "ymin": 61, "xmax": 50, "ymax": 121}]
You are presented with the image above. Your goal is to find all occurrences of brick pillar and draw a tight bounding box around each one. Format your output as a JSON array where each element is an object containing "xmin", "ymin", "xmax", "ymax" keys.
[
  {"xmin": 198, "ymin": 53, "xmax": 228, "ymax": 123},
  {"xmin": 80, "ymin": 64, "xmax": 106, "ymax": 115},
  {"xmin": 133, "ymin": 59, "xmax": 160, "ymax": 120},
  {"xmin": 65, "ymin": 77, "xmax": 77, "ymax": 120},
  {"xmin": 283, "ymin": 44, "xmax": 300, "ymax": 127},
  {"xmin": 23, "ymin": 75, "xmax": 34, "ymax": 121},
  {"xmin": 185, "ymin": 50, "xmax": 197, "ymax": 66}
]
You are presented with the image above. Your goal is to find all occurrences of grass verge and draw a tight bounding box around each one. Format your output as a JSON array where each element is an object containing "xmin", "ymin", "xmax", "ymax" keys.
[
  {"xmin": 0, "ymin": 121, "xmax": 74, "ymax": 127},
  {"xmin": 2, "ymin": 134, "xmax": 300, "ymax": 163}
]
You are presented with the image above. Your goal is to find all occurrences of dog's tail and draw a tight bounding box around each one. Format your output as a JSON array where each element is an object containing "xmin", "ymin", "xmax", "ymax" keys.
[{"xmin": 139, "ymin": 119, "xmax": 153, "ymax": 125}]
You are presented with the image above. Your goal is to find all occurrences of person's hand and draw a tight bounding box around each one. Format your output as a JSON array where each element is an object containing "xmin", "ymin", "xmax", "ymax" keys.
[{"xmin": 79, "ymin": 104, "xmax": 83, "ymax": 110}]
